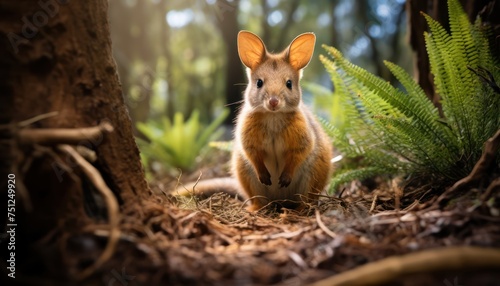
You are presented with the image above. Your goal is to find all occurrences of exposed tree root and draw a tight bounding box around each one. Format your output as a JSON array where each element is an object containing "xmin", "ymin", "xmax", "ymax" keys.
[
  {"xmin": 482, "ymin": 177, "xmax": 500, "ymax": 201},
  {"xmin": 18, "ymin": 121, "xmax": 114, "ymax": 145},
  {"xmin": 310, "ymin": 246, "xmax": 500, "ymax": 286},
  {"xmin": 437, "ymin": 129, "xmax": 500, "ymax": 207},
  {"xmin": 58, "ymin": 144, "xmax": 120, "ymax": 280},
  {"xmin": 17, "ymin": 111, "xmax": 59, "ymax": 127},
  {"xmin": 13, "ymin": 118, "xmax": 119, "ymax": 280}
]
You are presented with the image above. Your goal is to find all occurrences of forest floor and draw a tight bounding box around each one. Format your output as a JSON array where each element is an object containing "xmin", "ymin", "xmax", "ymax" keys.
[
  {"xmin": 21, "ymin": 149, "xmax": 500, "ymax": 285},
  {"xmin": 72, "ymin": 148, "xmax": 500, "ymax": 286}
]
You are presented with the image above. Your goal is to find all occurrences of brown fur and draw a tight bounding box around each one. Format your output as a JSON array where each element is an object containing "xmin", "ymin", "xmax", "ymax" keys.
[{"xmin": 175, "ymin": 31, "xmax": 333, "ymax": 211}]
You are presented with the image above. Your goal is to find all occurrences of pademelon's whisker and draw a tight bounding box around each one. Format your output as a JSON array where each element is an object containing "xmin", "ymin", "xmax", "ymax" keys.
[{"xmin": 225, "ymin": 99, "xmax": 245, "ymax": 107}]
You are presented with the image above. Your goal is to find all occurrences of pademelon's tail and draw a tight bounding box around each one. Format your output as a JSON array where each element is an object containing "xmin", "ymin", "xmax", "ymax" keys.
[{"xmin": 172, "ymin": 177, "xmax": 243, "ymax": 199}]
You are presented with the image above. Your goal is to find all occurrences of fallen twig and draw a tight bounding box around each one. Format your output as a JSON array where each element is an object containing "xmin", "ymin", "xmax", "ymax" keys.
[
  {"xmin": 369, "ymin": 194, "xmax": 378, "ymax": 213},
  {"xmin": 309, "ymin": 246, "xmax": 500, "ymax": 286},
  {"xmin": 241, "ymin": 226, "xmax": 313, "ymax": 241},
  {"xmin": 315, "ymin": 209, "xmax": 337, "ymax": 239},
  {"xmin": 288, "ymin": 250, "xmax": 308, "ymax": 269},
  {"xmin": 58, "ymin": 144, "xmax": 120, "ymax": 280}
]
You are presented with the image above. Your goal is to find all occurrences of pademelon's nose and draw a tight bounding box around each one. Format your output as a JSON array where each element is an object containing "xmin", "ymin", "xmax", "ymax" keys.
[{"xmin": 269, "ymin": 96, "xmax": 279, "ymax": 108}]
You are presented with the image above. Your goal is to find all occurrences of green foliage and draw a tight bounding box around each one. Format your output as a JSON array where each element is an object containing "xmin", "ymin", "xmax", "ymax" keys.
[
  {"xmin": 320, "ymin": 0, "xmax": 500, "ymax": 192},
  {"xmin": 208, "ymin": 141, "xmax": 233, "ymax": 152},
  {"xmin": 303, "ymin": 81, "xmax": 347, "ymax": 128},
  {"xmin": 137, "ymin": 109, "xmax": 229, "ymax": 172}
]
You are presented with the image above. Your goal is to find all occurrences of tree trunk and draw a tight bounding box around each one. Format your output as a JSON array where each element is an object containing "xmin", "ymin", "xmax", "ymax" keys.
[
  {"xmin": 216, "ymin": 0, "xmax": 246, "ymax": 124},
  {"xmin": 0, "ymin": 0, "xmax": 148, "ymax": 279}
]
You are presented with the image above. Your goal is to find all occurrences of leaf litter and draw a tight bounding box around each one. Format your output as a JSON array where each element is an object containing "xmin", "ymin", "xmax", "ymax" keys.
[{"xmin": 22, "ymin": 147, "xmax": 500, "ymax": 285}]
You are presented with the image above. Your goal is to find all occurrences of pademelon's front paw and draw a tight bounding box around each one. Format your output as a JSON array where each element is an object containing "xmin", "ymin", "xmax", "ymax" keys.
[
  {"xmin": 258, "ymin": 170, "xmax": 272, "ymax": 185},
  {"xmin": 278, "ymin": 172, "xmax": 291, "ymax": 188}
]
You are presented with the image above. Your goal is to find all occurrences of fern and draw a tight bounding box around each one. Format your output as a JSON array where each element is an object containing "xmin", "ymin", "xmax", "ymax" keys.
[{"xmin": 321, "ymin": 0, "xmax": 500, "ymax": 192}]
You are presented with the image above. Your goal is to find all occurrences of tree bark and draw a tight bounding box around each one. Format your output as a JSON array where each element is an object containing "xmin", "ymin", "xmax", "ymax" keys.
[
  {"xmin": 0, "ymin": 0, "xmax": 148, "ymax": 278},
  {"xmin": 215, "ymin": 0, "xmax": 246, "ymax": 124}
]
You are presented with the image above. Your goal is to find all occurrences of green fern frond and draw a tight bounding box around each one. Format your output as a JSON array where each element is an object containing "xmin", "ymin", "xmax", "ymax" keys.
[
  {"xmin": 320, "ymin": 0, "xmax": 500, "ymax": 193},
  {"xmin": 319, "ymin": 117, "xmax": 361, "ymax": 158},
  {"xmin": 424, "ymin": 14, "xmax": 474, "ymax": 144},
  {"xmin": 384, "ymin": 61, "xmax": 458, "ymax": 154},
  {"xmin": 448, "ymin": 0, "xmax": 479, "ymax": 67},
  {"xmin": 329, "ymin": 167, "xmax": 385, "ymax": 193}
]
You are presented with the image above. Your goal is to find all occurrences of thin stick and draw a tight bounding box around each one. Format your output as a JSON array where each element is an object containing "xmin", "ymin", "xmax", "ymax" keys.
[
  {"xmin": 241, "ymin": 226, "xmax": 312, "ymax": 241},
  {"xmin": 310, "ymin": 246, "xmax": 500, "ymax": 286},
  {"xmin": 315, "ymin": 209, "xmax": 337, "ymax": 239},
  {"xmin": 19, "ymin": 122, "xmax": 114, "ymax": 145},
  {"xmin": 369, "ymin": 194, "xmax": 378, "ymax": 213},
  {"xmin": 58, "ymin": 144, "xmax": 120, "ymax": 280}
]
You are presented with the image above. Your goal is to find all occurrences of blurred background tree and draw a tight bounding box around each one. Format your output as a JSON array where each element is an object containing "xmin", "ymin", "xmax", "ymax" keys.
[{"xmin": 108, "ymin": 0, "xmax": 410, "ymax": 132}]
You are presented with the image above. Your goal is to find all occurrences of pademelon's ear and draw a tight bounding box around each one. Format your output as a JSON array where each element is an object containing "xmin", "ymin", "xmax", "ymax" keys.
[
  {"xmin": 287, "ymin": 32, "xmax": 316, "ymax": 70},
  {"xmin": 238, "ymin": 31, "xmax": 266, "ymax": 70}
]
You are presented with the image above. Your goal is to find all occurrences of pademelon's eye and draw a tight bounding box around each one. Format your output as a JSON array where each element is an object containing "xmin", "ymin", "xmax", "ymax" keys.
[
  {"xmin": 256, "ymin": 79, "xmax": 263, "ymax": 88},
  {"xmin": 286, "ymin": 79, "xmax": 292, "ymax": 90}
]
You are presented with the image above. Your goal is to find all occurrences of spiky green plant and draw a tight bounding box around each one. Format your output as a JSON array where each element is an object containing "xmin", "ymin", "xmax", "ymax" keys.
[
  {"xmin": 137, "ymin": 109, "xmax": 229, "ymax": 172},
  {"xmin": 320, "ymin": 0, "xmax": 500, "ymax": 192}
]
